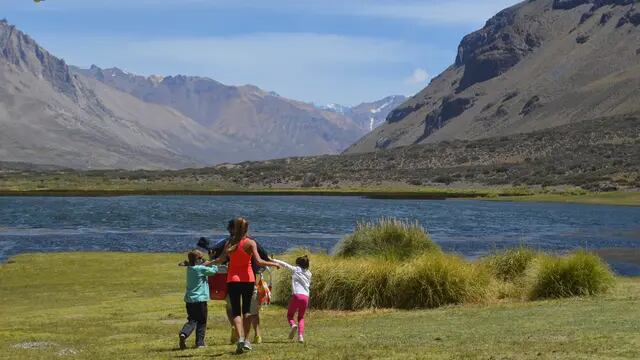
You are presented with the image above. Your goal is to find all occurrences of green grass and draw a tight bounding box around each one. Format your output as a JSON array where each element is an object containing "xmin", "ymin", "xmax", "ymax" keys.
[
  {"xmin": 530, "ymin": 251, "xmax": 616, "ymax": 300},
  {"xmin": 333, "ymin": 218, "xmax": 441, "ymax": 260},
  {"xmin": 1, "ymin": 173, "xmax": 639, "ymax": 205},
  {"xmin": 484, "ymin": 247, "xmax": 538, "ymax": 282},
  {"xmin": 493, "ymin": 191, "xmax": 640, "ymax": 206},
  {"xmin": 1, "ymin": 252, "xmax": 639, "ymax": 359}
]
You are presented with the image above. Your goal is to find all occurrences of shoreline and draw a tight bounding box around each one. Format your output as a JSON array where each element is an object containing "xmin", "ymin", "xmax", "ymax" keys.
[
  {"xmin": 0, "ymin": 188, "xmax": 638, "ymax": 206},
  {"xmin": 0, "ymin": 189, "xmax": 484, "ymax": 199}
]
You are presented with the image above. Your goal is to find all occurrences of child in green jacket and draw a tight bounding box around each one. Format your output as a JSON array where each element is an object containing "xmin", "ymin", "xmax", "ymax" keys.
[{"xmin": 179, "ymin": 250, "xmax": 218, "ymax": 349}]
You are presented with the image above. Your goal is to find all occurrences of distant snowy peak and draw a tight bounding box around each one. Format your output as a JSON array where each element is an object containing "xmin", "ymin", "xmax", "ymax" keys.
[
  {"xmin": 321, "ymin": 103, "xmax": 350, "ymax": 114},
  {"xmin": 322, "ymin": 95, "xmax": 407, "ymax": 132}
]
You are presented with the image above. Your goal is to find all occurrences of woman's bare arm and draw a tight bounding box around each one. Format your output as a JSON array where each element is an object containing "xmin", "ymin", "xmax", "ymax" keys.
[
  {"xmin": 212, "ymin": 241, "xmax": 230, "ymax": 264},
  {"xmin": 245, "ymin": 240, "xmax": 280, "ymax": 269}
]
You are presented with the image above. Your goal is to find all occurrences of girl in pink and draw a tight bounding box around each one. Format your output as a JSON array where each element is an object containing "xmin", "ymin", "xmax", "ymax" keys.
[{"xmin": 273, "ymin": 255, "xmax": 312, "ymax": 343}]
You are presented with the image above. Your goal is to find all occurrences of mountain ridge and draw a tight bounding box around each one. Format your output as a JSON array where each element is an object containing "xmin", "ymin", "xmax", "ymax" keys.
[
  {"xmin": 0, "ymin": 19, "xmax": 402, "ymax": 169},
  {"xmin": 347, "ymin": 0, "xmax": 640, "ymax": 154},
  {"xmin": 72, "ymin": 64, "xmax": 401, "ymax": 160}
]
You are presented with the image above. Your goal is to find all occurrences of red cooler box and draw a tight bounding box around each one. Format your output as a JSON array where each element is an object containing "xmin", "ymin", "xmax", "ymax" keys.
[{"xmin": 209, "ymin": 265, "xmax": 227, "ymax": 300}]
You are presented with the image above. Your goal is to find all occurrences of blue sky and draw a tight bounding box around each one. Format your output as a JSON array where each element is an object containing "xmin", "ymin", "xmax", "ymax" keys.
[{"xmin": 1, "ymin": 0, "xmax": 519, "ymax": 105}]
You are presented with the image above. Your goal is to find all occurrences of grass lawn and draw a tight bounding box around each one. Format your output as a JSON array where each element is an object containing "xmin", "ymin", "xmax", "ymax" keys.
[
  {"xmin": 1, "ymin": 253, "xmax": 640, "ymax": 359},
  {"xmin": 494, "ymin": 191, "xmax": 640, "ymax": 207}
]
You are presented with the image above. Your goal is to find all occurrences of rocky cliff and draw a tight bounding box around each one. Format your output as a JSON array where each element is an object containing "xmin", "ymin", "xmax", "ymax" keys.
[
  {"xmin": 347, "ymin": 0, "xmax": 640, "ymax": 154},
  {"xmin": 0, "ymin": 20, "xmax": 240, "ymax": 169}
]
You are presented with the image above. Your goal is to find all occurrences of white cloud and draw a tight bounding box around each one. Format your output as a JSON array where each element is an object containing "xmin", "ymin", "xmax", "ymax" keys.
[
  {"xmin": 11, "ymin": 0, "xmax": 521, "ymax": 26},
  {"xmin": 39, "ymin": 32, "xmax": 453, "ymax": 104},
  {"xmin": 351, "ymin": 0, "xmax": 521, "ymax": 25},
  {"xmin": 404, "ymin": 68, "xmax": 430, "ymax": 85}
]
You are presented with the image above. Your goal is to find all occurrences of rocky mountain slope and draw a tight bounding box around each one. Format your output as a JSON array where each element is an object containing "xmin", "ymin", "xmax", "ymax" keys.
[
  {"xmin": 347, "ymin": 0, "xmax": 640, "ymax": 153},
  {"xmin": 0, "ymin": 20, "xmax": 401, "ymax": 169},
  {"xmin": 0, "ymin": 20, "xmax": 242, "ymax": 169},
  {"xmin": 73, "ymin": 65, "xmax": 370, "ymax": 160},
  {"xmin": 177, "ymin": 115, "xmax": 640, "ymax": 191}
]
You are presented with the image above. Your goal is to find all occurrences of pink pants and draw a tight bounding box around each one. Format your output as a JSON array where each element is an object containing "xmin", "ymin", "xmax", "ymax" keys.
[{"xmin": 287, "ymin": 294, "xmax": 309, "ymax": 336}]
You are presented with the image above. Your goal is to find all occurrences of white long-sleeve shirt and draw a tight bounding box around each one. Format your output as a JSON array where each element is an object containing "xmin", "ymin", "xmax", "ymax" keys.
[{"xmin": 273, "ymin": 259, "xmax": 312, "ymax": 297}]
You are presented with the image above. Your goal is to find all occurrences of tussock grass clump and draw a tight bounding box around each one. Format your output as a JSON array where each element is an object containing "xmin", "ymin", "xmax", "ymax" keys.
[
  {"xmin": 333, "ymin": 218, "xmax": 440, "ymax": 260},
  {"xmin": 273, "ymin": 224, "xmax": 615, "ymax": 310},
  {"xmin": 530, "ymin": 251, "xmax": 614, "ymax": 300},
  {"xmin": 273, "ymin": 251, "xmax": 490, "ymax": 310},
  {"xmin": 272, "ymin": 252, "xmax": 394, "ymax": 310},
  {"xmin": 485, "ymin": 247, "xmax": 537, "ymax": 282},
  {"xmin": 391, "ymin": 254, "xmax": 491, "ymax": 309}
]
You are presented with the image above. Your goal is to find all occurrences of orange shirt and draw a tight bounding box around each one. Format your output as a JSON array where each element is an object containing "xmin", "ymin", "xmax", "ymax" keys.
[{"xmin": 226, "ymin": 237, "xmax": 256, "ymax": 283}]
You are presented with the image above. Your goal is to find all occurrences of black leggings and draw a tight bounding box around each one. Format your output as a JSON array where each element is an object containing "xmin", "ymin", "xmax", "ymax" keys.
[
  {"xmin": 227, "ymin": 282, "xmax": 255, "ymax": 317},
  {"xmin": 180, "ymin": 301, "xmax": 208, "ymax": 346}
]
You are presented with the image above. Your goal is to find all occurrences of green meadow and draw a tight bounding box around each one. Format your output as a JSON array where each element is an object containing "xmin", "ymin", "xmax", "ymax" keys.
[
  {"xmin": 1, "ymin": 171, "xmax": 639, "ymax": 206},
  {"xmin": 1, "ymin": 252, "xmax": 639, "ymax": 359}
]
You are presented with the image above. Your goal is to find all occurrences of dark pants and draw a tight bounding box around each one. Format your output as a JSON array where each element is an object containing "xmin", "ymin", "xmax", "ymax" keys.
[
  {"xmin": 227, "ymin": 282, "xmax": 255, "ymax": 317},
  {"xmin": 180, "ymin": 301, "xmax": 208, "ymax": 346}
]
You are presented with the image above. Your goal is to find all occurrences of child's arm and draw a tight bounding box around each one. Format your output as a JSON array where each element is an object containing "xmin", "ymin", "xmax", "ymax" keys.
[
  {"xmin": 271, "ymin": 259, "xmax": 296, "ymax": 272},
  {"xmin": 194, "ymin": 264, "xmax": 219, "ymax": 276}
]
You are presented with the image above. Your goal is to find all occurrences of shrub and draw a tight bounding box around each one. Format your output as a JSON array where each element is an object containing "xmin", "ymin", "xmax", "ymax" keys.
[
  {"xmin": 333, "ymin": 218, "xmax": 440, "ymax": 260},
  {"xmin": 390, "ymin": 254, "xmax": 491, "ymax": 309},
  {"xmin": 484, "ymin": 247, "xmax": 537, "ymax": 282},
  {"xmin": 271, "ymin": 252, "xmax": 394, "ymax": 310},
  {"xmin": 272, "ymin": 250, "xmax": 489, "ymax": 310},
  {"xmin": 529, "ymin": 251, "xmax": 614, "ymax": 300}
]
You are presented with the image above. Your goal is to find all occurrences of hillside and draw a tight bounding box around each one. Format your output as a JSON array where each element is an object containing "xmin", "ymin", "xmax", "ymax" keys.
[
  {"xmin": 0, "ymin": 20, "xmax": 241, "ymax": 169},
  {"xmin": 0, "ymin": 20, "xmax": 403, "ymax": 170},
  {"xmin": 73, "ymin": 65, "xmax": 370, "ymax": 159},
  {"xmin": 348, "ymin": 0, "xmax": 640, "ymax": 153},
  {"xmin": 3, "ymin": 115, "xmax": 638, "ymax": 194}
]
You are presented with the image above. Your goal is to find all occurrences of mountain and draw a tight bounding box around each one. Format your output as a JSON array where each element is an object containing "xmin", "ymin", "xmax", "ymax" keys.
[
  {"xmin": 347, "ymin": 0, "xmax": 640, "ymax": 153},
  {"xmin": 320, "ymin": 95, "xmax": 407, "ymax": 131},
  {"xmin": 73, "ymin": 65, "xmax": 368, "ymax": 160},
  {"xmin": 0, "ymin": 20, "xmax": 390, "ymax": 170},
  {"xmin": 0, "ymin": 19, "xmax": 242, "ymax": 169}
]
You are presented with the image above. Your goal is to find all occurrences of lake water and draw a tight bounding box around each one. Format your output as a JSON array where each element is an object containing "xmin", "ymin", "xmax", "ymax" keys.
[{"xmin": 1, "ymin": 196, "xmax": 639, "ymax": 274}]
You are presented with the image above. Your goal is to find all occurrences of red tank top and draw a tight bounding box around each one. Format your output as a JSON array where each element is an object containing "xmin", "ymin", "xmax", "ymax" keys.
[{"xmin": 227, "ymin": 237, "xmax": 255, "ymax": 283}]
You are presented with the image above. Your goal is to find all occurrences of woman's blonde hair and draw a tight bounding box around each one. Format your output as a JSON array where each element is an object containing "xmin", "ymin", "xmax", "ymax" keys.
[{"xmin": 227, "ymin": 217, "xmax": 249, "ymax": 252}]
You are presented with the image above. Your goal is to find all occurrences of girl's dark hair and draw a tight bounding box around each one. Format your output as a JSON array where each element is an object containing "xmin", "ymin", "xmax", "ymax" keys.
[
  {"xmin": 296, "ymin": 255, "xmax": 310, "ymax": 269},
  {"xmin": 227, "ymin": 219, "xmax": 235, "ymax": 233}
]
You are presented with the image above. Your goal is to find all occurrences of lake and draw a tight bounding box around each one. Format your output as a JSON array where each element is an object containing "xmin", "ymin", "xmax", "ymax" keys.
[{"xmin": 1, "ymin": 196, "xmax": 639, "ymax": 274}]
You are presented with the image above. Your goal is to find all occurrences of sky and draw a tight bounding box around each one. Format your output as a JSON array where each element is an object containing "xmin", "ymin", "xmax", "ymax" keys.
[{"xmin": 1, "ymin": 0, "xmax": 520, "ymax": 105}]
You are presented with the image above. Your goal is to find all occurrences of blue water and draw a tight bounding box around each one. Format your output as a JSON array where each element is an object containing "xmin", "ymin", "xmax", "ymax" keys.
[{"xmin": 1, "ymin": 196, "xmax": 639, "ymax": 274}]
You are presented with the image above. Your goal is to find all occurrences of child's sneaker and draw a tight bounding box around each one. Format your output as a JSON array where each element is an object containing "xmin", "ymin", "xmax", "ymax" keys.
[
  {"xmin": 230, "ymin": 327, "xmax": 238, "ymax": 344},
  {"xmin": 235, "ymin": 341, "xmax": 245, "ymax": 354},
  {"xmin": 297, "ymin": 335, "xmax": 304, "ymax": 343},
  {"xmin": 242, "ymin": 340, "xmax": 253, "ymax": 351},
  {"xmin": 288, "ymin": 324, "xmax": 298, "ymax": 339},
  {"xmin": 179, "ymin": 334, "xmax": 187, "ymax": 350},
  {"xmin": 253, "ymin": 335, "xmax": 263, "ymax": 344}
]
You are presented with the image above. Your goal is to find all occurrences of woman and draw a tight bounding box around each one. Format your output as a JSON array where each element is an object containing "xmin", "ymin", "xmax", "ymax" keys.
[{"xmin": 215, "ymin": 217, "xmax": 280, "ymax": 354}]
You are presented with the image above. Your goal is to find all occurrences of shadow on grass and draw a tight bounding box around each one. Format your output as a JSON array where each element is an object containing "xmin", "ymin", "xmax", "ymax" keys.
[
  {"xmin": 153, "ymin": 347, "xmax": 230, "ymax": 358},
  {"xmin": 261, "ymin": 340, "xmax": 295, "ymax": 344}
]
